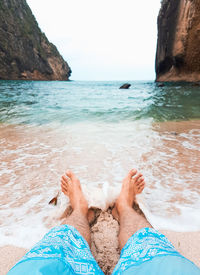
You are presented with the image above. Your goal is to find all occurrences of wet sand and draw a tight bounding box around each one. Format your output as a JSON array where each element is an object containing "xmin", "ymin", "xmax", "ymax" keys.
[
  {"xmin": 1, "ymin": 120, "xmax": 200, "ymax": 234},
  {"xmin": 1, "ymin": 120, "xmax": 200, "ymax": 274},
  {"xmin": 91, "ymin": 211, "xmax": 200, "ymax": 274},
  {"xmin": 1, "ymin": 210, "xmax": 200, "ymax": 275}
]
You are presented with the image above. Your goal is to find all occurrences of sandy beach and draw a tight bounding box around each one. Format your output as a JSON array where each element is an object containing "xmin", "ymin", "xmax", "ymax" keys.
[
  {"xmin": 1, "ymin": 0, "xmax": 200, "ymax": 271},
  {"xmin": 1, "ymin": 209, "xmax": 200, "ymax": 275},
  {"xmin": 0, "ymin": 82, "xmax": 200, "ymax": 275}
]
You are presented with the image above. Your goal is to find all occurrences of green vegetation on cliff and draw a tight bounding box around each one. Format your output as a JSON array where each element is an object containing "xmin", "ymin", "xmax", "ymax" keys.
[{"xmin": 0, "ymin": 0, "xmax": 71, "ymax": 80}]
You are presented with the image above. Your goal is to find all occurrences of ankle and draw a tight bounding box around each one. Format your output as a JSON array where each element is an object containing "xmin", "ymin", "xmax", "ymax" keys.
[
  {"xmin": 116, "ymin": 200, "xmax": 131, "ymax": 215},
  {"xmin": 73, "ymin": 203, "xmax": 88, "ymax": 217}
]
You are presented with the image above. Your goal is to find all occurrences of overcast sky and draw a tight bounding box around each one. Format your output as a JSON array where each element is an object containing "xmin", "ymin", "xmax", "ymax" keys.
[{"xmin": 27, "ymin": 0, "xmax": 161, "ymax": 81}]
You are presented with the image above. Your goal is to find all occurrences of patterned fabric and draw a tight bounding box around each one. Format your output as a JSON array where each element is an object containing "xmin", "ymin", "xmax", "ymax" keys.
[
  {"xmin": 112, "ymin": 227, "xmax": 184, "ymax": 274},
  {"xmin": 8, "ymin": 225, "xmax": 103, "ymax": 275},
  {"xmin": 8, "ymin": 225, "xmax": 200, "ymax": 275},
  {"xmin": 117, "ymin": 255, "xmax": 200, "ymax": 275}
]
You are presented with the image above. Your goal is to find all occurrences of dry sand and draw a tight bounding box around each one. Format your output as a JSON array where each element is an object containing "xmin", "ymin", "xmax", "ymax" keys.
[{"xmin": 1, "ymin": 209, "xmax": 200, "ymax": 275}]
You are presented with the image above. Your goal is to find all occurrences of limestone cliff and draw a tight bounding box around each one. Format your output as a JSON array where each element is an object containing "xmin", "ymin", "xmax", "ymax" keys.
[
  {"xmin": 156, "ymin": 0, "xmax": 200, "ymax": 82},
  {"xmin": 0, "ymin": 0, "xmax": 71, "ymax": 80}
]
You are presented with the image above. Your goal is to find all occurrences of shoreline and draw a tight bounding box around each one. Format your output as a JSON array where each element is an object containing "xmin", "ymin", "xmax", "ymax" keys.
[{"xmin": 1, "ymin": 229, "xmax": 200, "ymax": 275}]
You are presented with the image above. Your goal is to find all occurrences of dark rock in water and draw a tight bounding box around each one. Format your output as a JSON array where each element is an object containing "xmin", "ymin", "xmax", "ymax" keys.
[
  {"xmin": 156, "ymin": 0, "xmax": 200, "ymax": 82},
  {"xmin": 171, "ymin": 132, "xmax": 178, "ymax": 136},
  {"xmin": 119, "ymin": 83, "xmax": 131, "ymax": 89},
  {"xmin": 0, "ymin": 0, "xmax": 71, "ymax": 80},
  {"xmin": 158, "ymin": 83, "xmax": 165, "ymax": 87}
]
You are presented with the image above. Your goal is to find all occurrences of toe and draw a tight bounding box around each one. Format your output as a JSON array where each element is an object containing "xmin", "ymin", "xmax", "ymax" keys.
[
  {"xmin": 138, "ymin": 181, "xmax": 145, "ymax": 190},
  {"xmin": 138, "ymin": 184, "xmax": 145, "ymax": 192},
  {"xmin": 61, "ymin": 176, "xmax": 71, "ymax": 190},
  {"xmin": 61, "ymin": 179, "xmax": 67, "ymax": 186},
  {"xmin": 133, "ymin": 173, "xmax": 143, "ymax": 183},
  {"xmin": 61, "ymin": 184, "xmax": 68, "ymax": 194},
  {"xmin": 139, "ymin": 180, "xmax": 145, "ymax": 187},
  {"xmin": 127, "ymin": 169, "xmax": 137, "ymax": 179},
  {"xmin": 136, "ymin": 176, "xmax": 144, "ymax": 185},
  {"xmin": 66, "ymin": 170, "xmax": 78, "ymax": 182},
  {"xmin": 62, "ymin": 175, "xmax": 69, "ymax": 183}
]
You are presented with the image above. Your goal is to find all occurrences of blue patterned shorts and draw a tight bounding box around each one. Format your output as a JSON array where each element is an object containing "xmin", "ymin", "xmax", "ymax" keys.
[
  {"xmin": 8, "ymin": 226, "xmax": 200, "ymax": 275},
  {"xmin": 112, "ymin": 228, "xmax": 200, "ymax": 275}
]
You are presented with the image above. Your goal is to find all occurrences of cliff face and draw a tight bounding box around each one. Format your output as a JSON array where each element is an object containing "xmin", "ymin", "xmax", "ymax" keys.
[
  {"xmin": 156, "ymin": 0, "xmax": 200, "ymax": 82},
  {"xmin": 0, "ymin": 0, "xmax": 71, "ymax": 80}
]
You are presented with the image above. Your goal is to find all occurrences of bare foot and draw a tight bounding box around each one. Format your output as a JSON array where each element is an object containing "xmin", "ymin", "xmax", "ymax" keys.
[
  {"xmin": 61, "ymin": 170, "xmax": 88, "ymax": 216},
  {"xmin": 112, "ymin": 169, "xmax": 145, "ymax": 220}
]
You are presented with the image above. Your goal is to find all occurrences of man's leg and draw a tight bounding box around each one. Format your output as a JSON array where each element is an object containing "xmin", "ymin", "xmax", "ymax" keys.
[
  {"xmin": 8, "ymin": 170, "xmax": 104, "ymax": 275},
  {"xmin": 112, "ymin": 170, "xmax": 200, "ymax": 275},
  {"xmin": 113, "ymin": 169, "xmax": 152, "ymax": 249},
  {"xmin": 61, "ymin": 170, "xmax": 91, "ymax": 246}
]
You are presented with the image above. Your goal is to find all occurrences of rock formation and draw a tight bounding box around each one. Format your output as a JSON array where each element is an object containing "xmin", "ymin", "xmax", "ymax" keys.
[
  {"xmin": 0, "ymin": 0, "xmax": 71, "ymax": 80},
  {"xmin": 156, "ymin": 0, "xmax": 200, "ymax": 82},
  {"xmin": 119, "ymin": 83, "xmax": 131, "ymax": 89}
]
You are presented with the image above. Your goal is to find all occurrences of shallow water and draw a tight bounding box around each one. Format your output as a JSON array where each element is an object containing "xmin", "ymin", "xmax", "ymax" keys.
[{"xmin": 0, "ymin": 80, "xmax": 200, "ymax": 248}]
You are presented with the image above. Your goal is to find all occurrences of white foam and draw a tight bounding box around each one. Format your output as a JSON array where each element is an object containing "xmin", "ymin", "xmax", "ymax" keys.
[
  {"xmin": 0, "ymin": 120, "xmax": 200, "ymax": 248},
  {"xmin": 137, "ymin": 195, "xmax": 200, "ymax": 232}
]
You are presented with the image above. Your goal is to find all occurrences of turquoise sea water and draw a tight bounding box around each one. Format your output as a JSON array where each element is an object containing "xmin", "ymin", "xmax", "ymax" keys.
[
  {"xmin": 0, "ymin": 80, "xmax": 200, "ymax": 248},
  {"xmin": 0, "ymin": 80, "xmax": 200, "ymax": 124}
]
